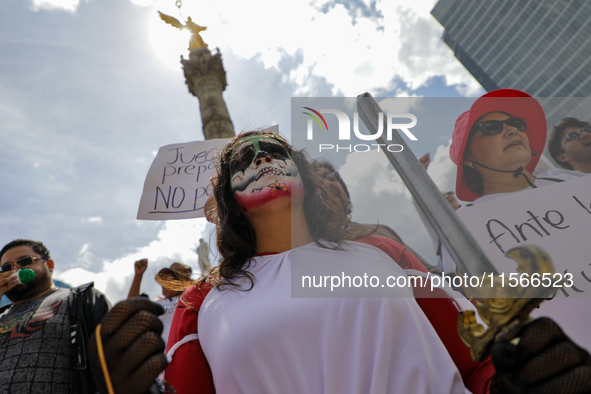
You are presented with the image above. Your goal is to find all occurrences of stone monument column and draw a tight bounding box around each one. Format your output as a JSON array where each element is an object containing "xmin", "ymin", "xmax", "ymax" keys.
[{"xmin": 182, "ymin": 47, "xmax": 235, "ymax": 139}]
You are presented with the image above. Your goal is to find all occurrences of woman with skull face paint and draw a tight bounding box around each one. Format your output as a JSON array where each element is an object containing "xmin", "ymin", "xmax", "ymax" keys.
[{"xmin": 163, "ymin": 130, "xmax": 475, "ymax": 394}]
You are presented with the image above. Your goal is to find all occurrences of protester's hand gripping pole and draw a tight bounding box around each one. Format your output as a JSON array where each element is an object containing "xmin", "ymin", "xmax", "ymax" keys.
[{"xmin": 356, "ymin": 93, "xmax": 556, "ymax": 362}]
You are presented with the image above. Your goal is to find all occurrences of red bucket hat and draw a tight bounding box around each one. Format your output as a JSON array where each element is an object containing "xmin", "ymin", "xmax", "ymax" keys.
[{"xmin": 449, "ymin": 89, "xmax": 546, "ymax": 202}]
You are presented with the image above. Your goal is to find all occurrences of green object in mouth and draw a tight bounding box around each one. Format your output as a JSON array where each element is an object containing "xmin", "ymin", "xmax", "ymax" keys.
[{"xmin": 18, "ymin": 269, "xmax": 35, "ymax": 284}]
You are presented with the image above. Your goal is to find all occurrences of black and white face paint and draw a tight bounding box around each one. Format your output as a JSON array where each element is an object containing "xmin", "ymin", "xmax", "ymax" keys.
[{"xmin": 229, "ymin": 134, "xmax": 302, "ymax": 212}]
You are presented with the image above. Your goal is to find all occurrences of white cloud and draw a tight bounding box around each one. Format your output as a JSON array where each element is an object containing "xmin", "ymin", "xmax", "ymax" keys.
[
  {"xmin": 426, "ymin": 139, "xmax": 457, "ymax": 193},
  {"xmin": 55, "ymin": 218, "xmax": 212, "ymax": 303},
  {"xmin": 29, "ymin": 0, "xmax": 80, "ymax": 12},
  {"xmin": 5, "ymin": 0, "xmax": 483, "ymax": 306},
  {"xmin": 143, "ymin": 0, "xmax": 478, "ymax": 97},
  {"xmin": 395, "ymin": 2, "xmax": 482, "ymax": 95},
  {"xmin": 335, "ymin": 150, "xmax": 435, "ymax": 264},
  {"xmin": 333, "ymin": 138, "xmax": 461, "ymax": 268},
  {"xmin": 81, "ymin": 216, "xmax": 103, "ymax": 224},
  {"xmin": 129, "ymin": 0, "xmax": 155, "ymax": 6}
]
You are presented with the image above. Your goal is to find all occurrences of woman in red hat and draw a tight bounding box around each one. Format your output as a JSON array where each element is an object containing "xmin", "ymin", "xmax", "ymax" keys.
[
  {"xmin": 450, "ymin": 89, "xmax": 584, "ymax": 204},
  {"xmin": 442, "ymin": 89, "xmax": 591, "ymax": 393},
  {"xmin": 440, "ymin": 89, "xmax": 586, "ymax": 278}
]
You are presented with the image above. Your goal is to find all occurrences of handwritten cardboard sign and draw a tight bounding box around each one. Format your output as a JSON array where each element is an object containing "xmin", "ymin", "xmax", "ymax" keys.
[
  {"xmin": 458, "ymin": 175, "xmax": 591, "ymax": 295},
  {"xmin": 137, "ymin": 139, "xmax": 229, "ymax": 220},
  {"xmin": 457, "ymin": 175, "xmax": 591, "ymax": 350}
]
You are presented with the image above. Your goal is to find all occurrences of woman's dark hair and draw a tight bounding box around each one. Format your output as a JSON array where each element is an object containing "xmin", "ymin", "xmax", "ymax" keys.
[
  {"xmin": 311, "ymin": 160, "xmax": 352, "ymax": 212},
  {"xmin": 210, "ymin": 130, "xmax": 349, "ymax": 289},
  {"xmin": 462, "ymin": 163, "xmax": 484, "ymax": 196}
]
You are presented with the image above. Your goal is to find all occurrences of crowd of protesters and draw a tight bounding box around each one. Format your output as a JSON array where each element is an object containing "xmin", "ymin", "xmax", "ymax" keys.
[{"xmin": 1, "ymin": 89, "xmax": 591, "ymax": 393}]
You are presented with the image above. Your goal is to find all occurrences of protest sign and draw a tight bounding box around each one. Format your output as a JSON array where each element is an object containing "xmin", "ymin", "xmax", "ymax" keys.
[
  {"xmin": 137, "ymin": 138, "xmax": 229, "ymax": 220},
  {"xmin": 457, "ymin": 174, "xmax": 591, "ymax": 350},
  {"xmin": 457, "ymin": 175, "xmax": 591, "ymax": 297}
]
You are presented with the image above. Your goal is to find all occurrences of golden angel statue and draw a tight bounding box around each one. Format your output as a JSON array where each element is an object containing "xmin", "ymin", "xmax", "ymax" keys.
[{"xmin": 158, "ymin": 11, "xmax": 208, "ymax": 50}]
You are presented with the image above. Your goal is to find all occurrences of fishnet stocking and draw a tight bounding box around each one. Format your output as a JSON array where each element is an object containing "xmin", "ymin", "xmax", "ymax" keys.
[
  {"xmin": 491, "ymin": 318, "xmax": 591, "ymax": 394},
  {"xmin": 90, "ymin": 297, "xmax": 168, "ymax": 394}
]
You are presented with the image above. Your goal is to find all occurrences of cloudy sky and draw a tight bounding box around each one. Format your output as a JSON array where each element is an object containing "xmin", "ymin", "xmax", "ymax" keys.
[{"xmin": 0, "ymin": 0, "xmax": 484, "ymax": 303}]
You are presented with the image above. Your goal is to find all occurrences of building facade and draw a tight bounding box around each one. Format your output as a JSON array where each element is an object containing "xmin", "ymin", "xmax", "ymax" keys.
[{"xmin": 432, "ymin": 0, "xmax": 591, "ymax": 136}]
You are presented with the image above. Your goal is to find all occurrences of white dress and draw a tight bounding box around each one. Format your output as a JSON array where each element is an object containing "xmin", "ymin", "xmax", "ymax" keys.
[{"xmin": 199, "ymin": 241, "xmax": 469, "ymax": 394}]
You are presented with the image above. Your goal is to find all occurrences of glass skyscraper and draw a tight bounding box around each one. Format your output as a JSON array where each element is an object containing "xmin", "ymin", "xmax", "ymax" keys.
[{"xmin": 431, "ymin": 0, "xmax": 591, "ymax": 132}]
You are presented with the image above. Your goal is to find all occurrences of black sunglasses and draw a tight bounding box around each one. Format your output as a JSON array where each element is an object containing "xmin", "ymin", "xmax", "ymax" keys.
[
  {"xmin": 1, "ymin": 256, "xmax": 44, "ymax": 273},
  {"xmin": 230, "ymin": 141, "xmax": 291, "ymax": 174},
  {"xmin": 476, "ymin": 117, "xmax": 526, "ymax": 136},
  {"xmin": 563, "ymin": 125, "xmax": 591, "ymax": 143}
]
